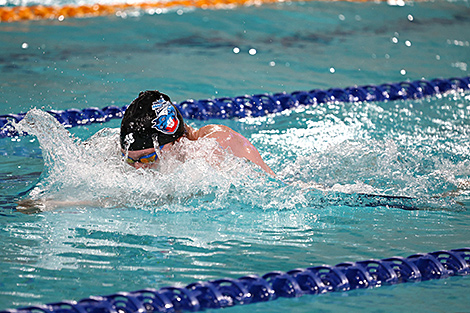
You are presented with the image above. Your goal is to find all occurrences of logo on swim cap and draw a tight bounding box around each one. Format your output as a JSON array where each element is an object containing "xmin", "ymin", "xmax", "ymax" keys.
[
  {"xmin": 124, "ymin": 133, "xmax": 135, "ymax": 145},
  {"xmin": 151, "ymin": 98, "xmax": 179, "ymax": 135}
]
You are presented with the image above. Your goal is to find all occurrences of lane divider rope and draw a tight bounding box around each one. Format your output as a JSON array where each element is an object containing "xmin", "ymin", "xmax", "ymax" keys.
[
  {"xmin": 2, "ymin": 248, "xmax": 470, "ymax": 313},
  {"xmin": 1, "ymin": 76, "xmax": 469, "ymax": 138}
]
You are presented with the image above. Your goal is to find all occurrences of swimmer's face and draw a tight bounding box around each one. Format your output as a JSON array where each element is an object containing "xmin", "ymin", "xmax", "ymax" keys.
[
  {"xmin": 122, "ymin": 147, "xmax": 159, "ymax": 169},
  {"xmin": 121, "ymin": 144, "xmax": 174, "ymax": 169}
]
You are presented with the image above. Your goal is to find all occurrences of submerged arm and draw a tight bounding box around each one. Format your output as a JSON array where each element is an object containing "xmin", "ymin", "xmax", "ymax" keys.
[{"xmin": 16, "ymin": 198, "xmax": 116, "ymax": 214}]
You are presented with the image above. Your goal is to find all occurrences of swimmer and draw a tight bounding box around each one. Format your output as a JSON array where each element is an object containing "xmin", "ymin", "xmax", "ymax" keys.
[{"xmin": 120, "ymin": 90, "xmax": 276, "ymax": 176}]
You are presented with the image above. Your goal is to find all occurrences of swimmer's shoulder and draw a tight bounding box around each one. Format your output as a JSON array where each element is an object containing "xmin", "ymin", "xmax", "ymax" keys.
[{"xmin": 196, "ymin": 124, "xmax": 234, "ymax": 139}]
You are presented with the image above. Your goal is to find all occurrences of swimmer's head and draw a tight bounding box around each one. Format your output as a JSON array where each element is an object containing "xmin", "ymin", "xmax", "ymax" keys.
[{"xmin": 120, "ymin": 90, "xmax": 185, "ymax": 151}]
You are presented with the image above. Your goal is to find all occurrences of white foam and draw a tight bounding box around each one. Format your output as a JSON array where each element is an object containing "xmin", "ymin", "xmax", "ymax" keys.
[
  {"xmin": 14, "ymin": 109, "xmax": 296, "ymax": 212},
  {"xmin": 13, "ymin": 105, "xmax": 469, "ymax": 213}
]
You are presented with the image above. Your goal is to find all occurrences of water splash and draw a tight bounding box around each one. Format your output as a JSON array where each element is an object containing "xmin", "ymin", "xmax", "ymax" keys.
[
  {"xmin": 13, "ymin": 109, "xmax": 297, "ymax": 212},
  {"xmin": 247, "ymin": 96, "xmax": 470, "ymax": 211},
  {"xmin": 11, "ymin": 102, "xmax": 469, "ymax": 213}
]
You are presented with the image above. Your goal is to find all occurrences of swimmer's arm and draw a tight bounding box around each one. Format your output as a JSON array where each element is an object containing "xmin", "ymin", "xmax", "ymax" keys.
[
  {"xmin": 198, "ymin": 125, "xmax": 276, "ymax": 176},
  {"xmin": 16, "ymin": 198, "xmax": 114, "ymax": 214}
]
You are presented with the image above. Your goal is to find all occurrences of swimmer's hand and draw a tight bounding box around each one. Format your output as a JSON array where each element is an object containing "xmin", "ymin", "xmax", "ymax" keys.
[
  {"xmin": 16, "ymin": 198, "xmax": 115, "ymax": 214},
  {"xmin": 16, "ymin": 199, "xmax": 47, "ymax": 214}
]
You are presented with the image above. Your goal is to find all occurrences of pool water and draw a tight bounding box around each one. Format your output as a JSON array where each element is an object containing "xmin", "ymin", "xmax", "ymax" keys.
[{"xmin": 1, "ymin": 0, "xmax": 470, "ymax": 312}]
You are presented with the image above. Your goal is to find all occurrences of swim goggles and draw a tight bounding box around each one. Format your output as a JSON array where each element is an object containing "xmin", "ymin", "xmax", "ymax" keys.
[{"xmin": 122, "ymin": 146, "xmax": 163, "ymax": 165}]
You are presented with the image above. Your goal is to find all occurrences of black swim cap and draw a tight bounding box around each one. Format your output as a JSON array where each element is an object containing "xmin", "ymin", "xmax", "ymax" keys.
[{"xmin": 120, "ymin": 90, "xmax": 185, "ymax": 151}]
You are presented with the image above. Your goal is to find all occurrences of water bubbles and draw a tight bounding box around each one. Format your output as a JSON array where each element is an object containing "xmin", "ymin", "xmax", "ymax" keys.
[
  {"xmin": 147, "ymin": 8, "xmax": 164, "ymax": 14},
  {"xmin": 387, "ymin": 0, "xmax": 405, "ymax": 6},
  {"xmin": 115, "ymin": 11, "xmax": 127, "ymax": 18},
  {"xmin": 229, "ymin": 47, "xmax": 257, "ymax": 55},
  {"xmin": 447, "ymin": 39, "xmax": 470, "ymax": 47},
  {"xmin": 452, "ymin": 62, "xmax": 468, "ymax": 71}
]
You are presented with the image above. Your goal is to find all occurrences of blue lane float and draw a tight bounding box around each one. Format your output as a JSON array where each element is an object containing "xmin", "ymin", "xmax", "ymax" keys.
[
  {"xmin": 2, "ymin": 248, "xmax": 469, "ymax": 313},
  {"xmin": 1, "ymin": 76, "xmax": 469, "ymax": 138}
]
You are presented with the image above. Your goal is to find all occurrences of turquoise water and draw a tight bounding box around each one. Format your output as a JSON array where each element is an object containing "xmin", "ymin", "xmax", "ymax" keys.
[{"xmin": 1, "ymin": 0, "xmax": 470, "ymax": 312}]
